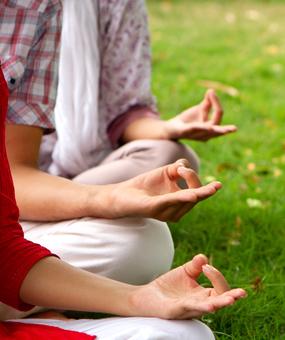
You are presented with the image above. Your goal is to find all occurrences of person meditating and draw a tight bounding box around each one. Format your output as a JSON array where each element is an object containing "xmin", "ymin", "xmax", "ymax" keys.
[{"xmin": 0, "ymin": 66, "xmax": 246, "ymax": 339}]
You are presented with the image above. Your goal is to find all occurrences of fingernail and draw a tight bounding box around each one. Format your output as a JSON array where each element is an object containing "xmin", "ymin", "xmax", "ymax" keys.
[
  {"xmin": 203, "ymin": 264, "xmax": 220, "ymax": 273},
  {"xmin": 202, "ymin": 264, "xmax": 214, "ymax": 272},
  {"xmin": 177, "ymin": 166, "xmax": 191, "ymax": 174}
]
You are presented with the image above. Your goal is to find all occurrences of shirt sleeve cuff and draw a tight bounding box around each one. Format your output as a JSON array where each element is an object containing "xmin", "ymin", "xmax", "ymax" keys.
[{"xmin": 107, "ymin": 106, "xmax": 160, "ymax": 147}]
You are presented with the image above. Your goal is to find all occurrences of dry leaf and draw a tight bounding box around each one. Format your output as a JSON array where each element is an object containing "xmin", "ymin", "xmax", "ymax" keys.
[
  {"xmin": 204, "ymin": 175, "xmax": 217, "ymax": 183},
  {"xmin": 225, "ymin": 12, "xmax": 236, "ymax": 24},
  {"xmin": 264, "ymin": 119, "xmax": 277, "ymax": 129},
  {"xmin": 250, "ymin": 175, "xmax": 261, "ymax": 183},
  {"xmin": 239, "ymin": 183, "xmax": 248, "ymax": 192},
  {"xmin": 271, "ymin": 63, "xmax": 283, "ymax": 74},
  {"xmin": 244, "ymin": 148, "xmax": 253, "ymax": 156},
  {"xmin": 217, "ymin": 162, "xmax": 237, "ymax": 173},
  {"xmin": 245, "ymin": 9, "xmax": 262, "ymax": 21},
  {"xmin": 251, "ymin": 276, "xmax": 263, "ymax": 292},
  {"xmin": 273, "ymin": 168, "xmax": 282, "ymax": 177},
  {"xmin": 197, "ymin": 80, "xmax": 240, "ymax": 97},
  {"xmin": 264, "ymin": 45, "xmax": 280, "ymax": 56},
  {"xmin": 235, "ymin": 216, "xmax": 242, "ymax": 227},
  {"xmin": 247, "ymin": 163, "xmax": 256, "ymax": 171},
  {"xmin": 160, "ymin": 1, "xmax": 172, "ymax": 13},
  {"xmin": 229, "ymin": 239, "xmax": 240, "ymax": 246},
  {"xmin": 246, "ymin": 198, "xmax": 264, "ymax": 209}
]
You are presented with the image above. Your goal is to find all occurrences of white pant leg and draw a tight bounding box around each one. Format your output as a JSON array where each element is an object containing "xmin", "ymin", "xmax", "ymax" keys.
[
  {"xmin": 11, "ymin": 317, "xmax": 215, "ymax": 340},
  {"xmin": 73, "ymin": 140, "xmax": 200, "ymax": 185},
  {"xmin": 21, "ymin": 217, "xmax": 174, "ymax": 284},
  {"xmin": 0, "ymin": 217, "xmax": 174, "ymax": 320}
]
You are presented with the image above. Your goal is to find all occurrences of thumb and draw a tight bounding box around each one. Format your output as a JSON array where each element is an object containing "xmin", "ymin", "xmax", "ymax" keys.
[
  {"xmin": 165, "ymin": 159, "xmax": 191, "ymax": 181},
  {"xmin": 183, "ymin": 254, "xmax": 208, "ymax": 279}
]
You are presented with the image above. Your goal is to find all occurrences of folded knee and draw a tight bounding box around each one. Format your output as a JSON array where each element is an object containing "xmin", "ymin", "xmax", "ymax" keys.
[
  {"xmin": 105, "ymin": 218, "xmax": 175, "ymax": 284},
  {"xmin": 47, "ymin": 218, "xmax": 174, "ymax": 285},
  {"xmin": 142, "ymin": 140, "xmax": 200, "ymax": 173}
]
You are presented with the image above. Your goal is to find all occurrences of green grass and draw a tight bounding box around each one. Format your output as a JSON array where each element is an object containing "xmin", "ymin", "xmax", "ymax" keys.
[{"xmin": 147, "ymin": 1, "xmax": 285, "ymax": 339}]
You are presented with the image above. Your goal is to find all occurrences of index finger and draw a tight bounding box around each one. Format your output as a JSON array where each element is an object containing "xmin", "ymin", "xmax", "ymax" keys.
[
  {"xmin": 202, "ymin": 264, "xmax": 230, "ymax": 294},
  {"xmin": 207, "ymin": 89, "xmax": 224, "ymax": 125},
  {"xmin": 177, "ymin": 167, "xmax": 202, "ymax": 188}
]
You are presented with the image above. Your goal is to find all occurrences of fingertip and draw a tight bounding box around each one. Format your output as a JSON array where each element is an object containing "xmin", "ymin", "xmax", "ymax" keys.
[
  {"xmin": 193, "ymin": 253, "xmax": 208, "ymax": 265},
  {"xmin": 177, "ymin": 166, "xmax": 196, "ymax": 177},
  {"xmin": 175, "ymin": 158, "xmax": 190, "ymax": 168},
  {"xmin": 205, "ymin": 303, "xmax": 215, "ymax": 313},
  {"xmin": 213, "ymin": 181, "xmax": 222, "ymax": 189},
  {"xmin": 234, "ymin": 288, "xmax": 248, "ymax": 299},
  {"xmin": 207, "ymin": 88, "xmax": 215, "ymax": 96},
  {"xmin": 206, "ymin": 181, "xmax": 222, "ymax": 191}
]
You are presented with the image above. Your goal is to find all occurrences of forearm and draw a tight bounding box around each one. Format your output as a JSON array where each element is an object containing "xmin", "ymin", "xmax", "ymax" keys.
[
  {"xmin": 121, "ymin": 116, "xmax": 169, "ymax": 142},
  {"xmin": 6, "ymin": 124, "xmax": 112, "ymax": 221},
  {"xmin": 11, "ymin": 165, "xmax": 97, "ymax": 221},
  {"xmin": 20, "ymin": 257, "xmax": 137, "ymax": 316}
]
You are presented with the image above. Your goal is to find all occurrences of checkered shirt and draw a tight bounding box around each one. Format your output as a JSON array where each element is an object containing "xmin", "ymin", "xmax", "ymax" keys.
[{"xmin": 0, "ymin": 0, "xmax": 62, "ymax": 129}]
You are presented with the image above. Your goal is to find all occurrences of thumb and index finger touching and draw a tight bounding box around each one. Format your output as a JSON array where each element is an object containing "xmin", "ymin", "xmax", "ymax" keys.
[{"xmin": 201, "ymin": 89, "xmax": 224, "ymax": 125}]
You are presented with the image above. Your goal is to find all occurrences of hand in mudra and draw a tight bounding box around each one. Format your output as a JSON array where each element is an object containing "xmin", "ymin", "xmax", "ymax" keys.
[
  {"xmin": 165, "ymin": 89, "xmax": 237, "ymax": 141},
  {"xmin": 131, "ymin": 254, "xmax": 246, "ymax": 319},
  {"xmin": 100, "ymin": 159, "xmax": 221, "ymax": 221}
]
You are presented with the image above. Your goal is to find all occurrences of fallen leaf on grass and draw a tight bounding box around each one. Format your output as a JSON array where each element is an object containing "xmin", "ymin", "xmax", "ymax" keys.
[
  {"xmin": 247, "ymin": 162, "xmax": 256, "ymax": 171},
  {"xmin": 247, "ymin": 174, "xmax": 261, "ymax": 183},
  {"xmin": 197, "ymin": 80, "xmax": 240, "ymax": 97},
  {"xmin": 264, "ymin": 119, "xmax": 277, "ymax": 129},
  {"xmin": 160, "ymin": 1, "xmax": 172, "ymax": 13},
  {"xmin": 282, "ymin": 140, "xmax": 285, "ymax": 151},
  {"xmin": 264, "ymin": 45, "xmax": 280, "ymax": 56},
  {"xmin": 251, "ymin": 276, "xmax": 263, "ymax": 292},
  {"xmin": 271, "ymin": 63, "xmax": 283, "ymax": 74},
  {"xmin": 217, "ymin": 162, "xmax": 237, "ymax": 173},
  {"xmin": 244, "ymin": 148, "xmax": 253, "ymax": 156},
  {"xmin": 245, "ymin": 9, "xmax": 262, "ymax": 21},
  {"xmin": 225, "ymin": 12, "xmax": 236, "ymax": 24},
  {"xmin": 235, "ymin": 216, "xmax": 242, "ymax": 227},
  {"xmin": 204, "ymin": 175, "xmax": 217, "ymax": 183},
  {"xmin": 246, "ymin": 198, "xmax": 264, "ymax": 209},
  {"xmin": 228, "ymin": 239, "xmax": 240, "ymax": 246},
  {"xmin": 239, "ymin": 183, "xmax": 248, "ymax": 192},
  {"xmin": 268, "ymin": 23, "xmax": 279, "ymax": 34},
  {"xmin": 273, "ymin": 168, "xmax": 282, "ymax": 177}
]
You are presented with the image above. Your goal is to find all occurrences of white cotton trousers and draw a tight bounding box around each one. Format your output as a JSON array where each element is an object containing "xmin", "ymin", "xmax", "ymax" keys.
[{"xmin": 11, "ymin": 317, "xmax": 215, "ymax": 340}]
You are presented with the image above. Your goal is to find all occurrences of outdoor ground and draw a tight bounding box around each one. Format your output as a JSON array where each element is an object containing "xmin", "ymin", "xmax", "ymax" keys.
[{"xmin": 147, "ymin": 0, "xmax": 285, "ymax": 339}]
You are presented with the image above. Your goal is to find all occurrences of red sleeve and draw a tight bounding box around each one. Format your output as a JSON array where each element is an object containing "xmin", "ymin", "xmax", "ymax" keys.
[
  {"xmin": 0, "ymin": 322, "xmax": 95, "ymax": 339},
  {"xmin": 0, "ymin": 67, "xmax": 55, "ymax": 311}
]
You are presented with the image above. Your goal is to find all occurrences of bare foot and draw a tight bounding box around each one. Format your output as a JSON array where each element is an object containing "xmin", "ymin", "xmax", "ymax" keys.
[{"xmin": 30, "ymin": 311, "xmax": 71, "ymax": 321}]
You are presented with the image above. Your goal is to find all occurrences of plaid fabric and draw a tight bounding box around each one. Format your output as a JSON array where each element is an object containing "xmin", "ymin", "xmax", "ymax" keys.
[{"xmin": 0, "ymin": 0, "xmax": 62, "ymax": 129}]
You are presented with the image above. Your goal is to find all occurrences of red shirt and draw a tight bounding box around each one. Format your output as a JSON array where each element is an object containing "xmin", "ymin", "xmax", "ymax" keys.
[{"xmin": 0, "ymin": 68, "xmax": 95, "ymax": 338}]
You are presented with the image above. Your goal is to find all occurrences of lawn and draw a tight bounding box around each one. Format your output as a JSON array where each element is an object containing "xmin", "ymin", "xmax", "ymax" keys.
[{"xmin": 147, "ymin": 0, "xmax": 285, "ymax": 339}]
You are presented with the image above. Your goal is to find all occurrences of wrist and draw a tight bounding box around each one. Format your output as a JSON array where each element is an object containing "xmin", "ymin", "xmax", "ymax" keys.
[
  {"xmin": 83, "ymin": 183, "xmax": 119, "ymax": 219},
  {"xmin": 122, "ymin": 118, "xmax": 170, "ymax": 141}
]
